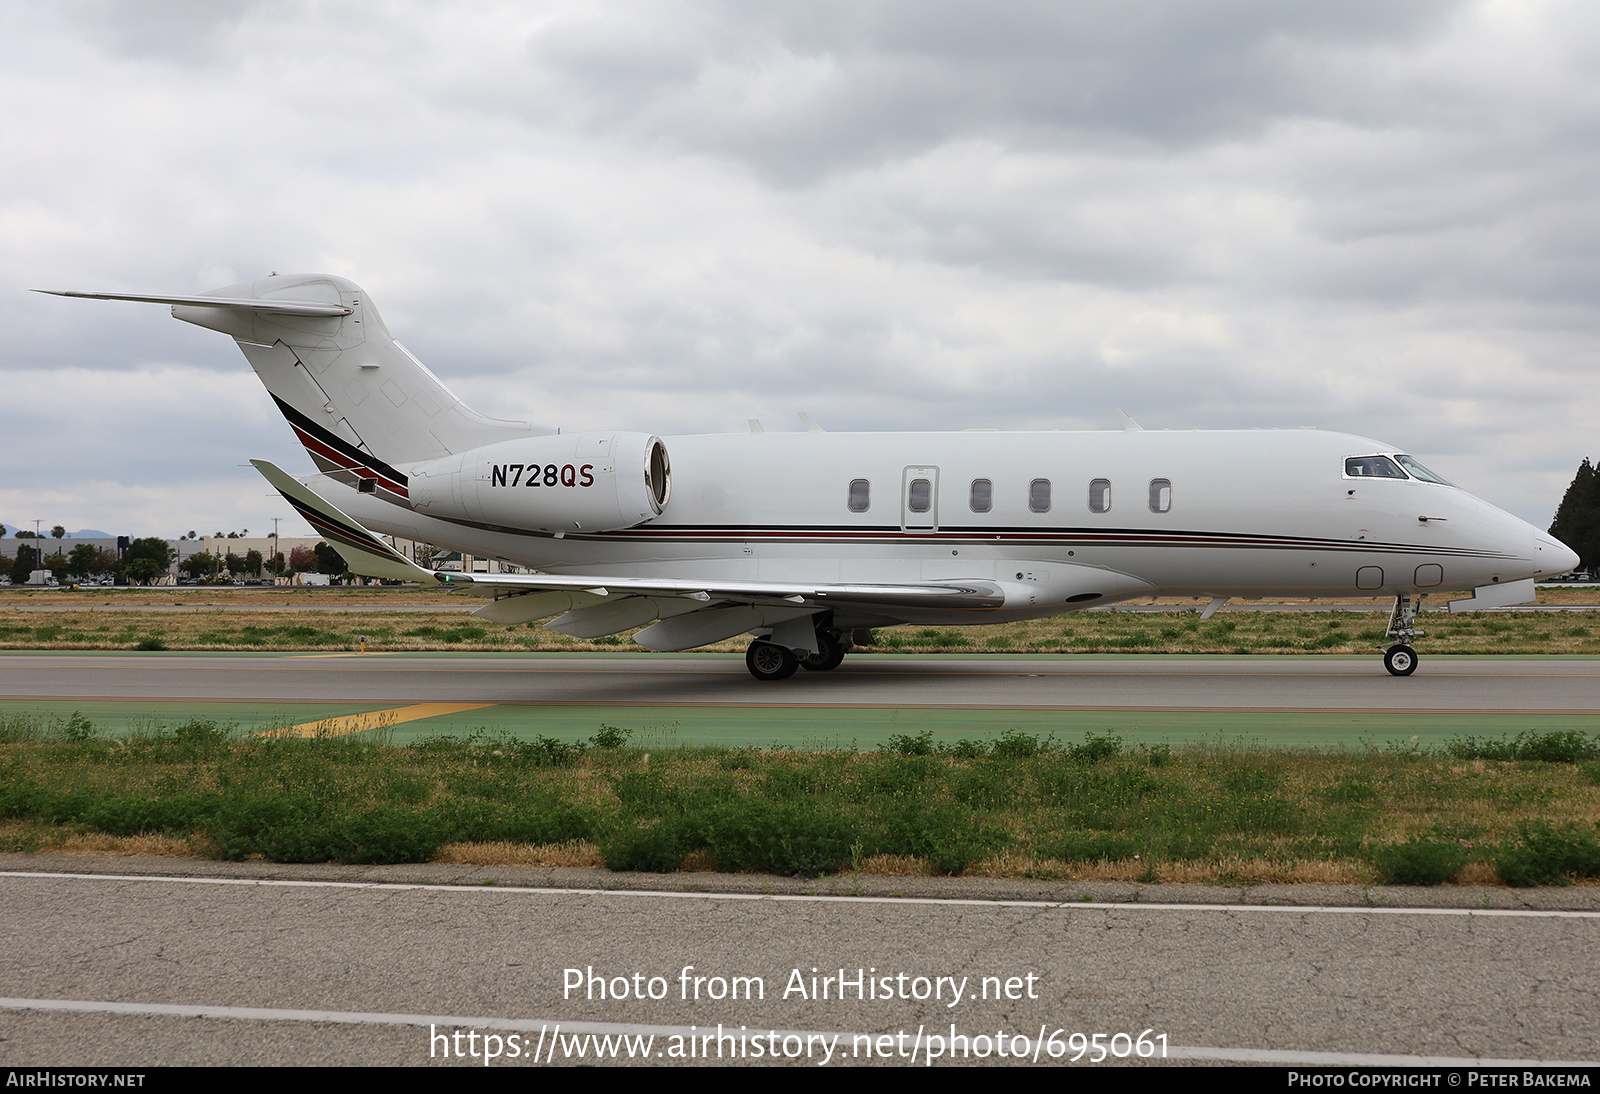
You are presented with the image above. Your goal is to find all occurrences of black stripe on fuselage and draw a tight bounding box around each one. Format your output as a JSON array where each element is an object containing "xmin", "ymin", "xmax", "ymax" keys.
[{"xmin": 402, "ymin": 511, "xmax": 1518, "ymax": 560}]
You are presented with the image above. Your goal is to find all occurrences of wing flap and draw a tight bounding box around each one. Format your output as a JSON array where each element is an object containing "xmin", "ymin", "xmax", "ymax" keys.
[{"xmin": 444, "ymin": 570, "xmax": 1006, "ymax": 610}]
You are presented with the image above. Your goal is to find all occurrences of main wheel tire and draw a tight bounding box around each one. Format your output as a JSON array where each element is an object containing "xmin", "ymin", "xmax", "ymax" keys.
[
  {"xmin": 1383, "ymin": 644, "xmax": 1419, "ymax": 676},
  {"xmin": 746, "ymin": 641, "xmax": 799, "ymax": 681},
  {"xmin": 800, "ymin": 633, "xmax": 846, "ymax": 671}
]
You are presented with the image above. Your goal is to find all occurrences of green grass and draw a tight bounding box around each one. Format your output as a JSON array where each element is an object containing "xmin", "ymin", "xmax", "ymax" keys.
[{"xmin": 3, "ymin": 713, "xmax": 1597, "ymax": 885}]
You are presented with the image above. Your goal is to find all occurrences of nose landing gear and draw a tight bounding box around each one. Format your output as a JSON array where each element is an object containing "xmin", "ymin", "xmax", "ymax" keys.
[{"xmin": 1381, "ymin": 594, "xmax": 1424, "ymax": 676}]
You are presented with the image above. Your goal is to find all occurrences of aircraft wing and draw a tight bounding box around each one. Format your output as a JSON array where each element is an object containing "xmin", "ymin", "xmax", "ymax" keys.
[{"xmin": 251, "ymin": 461, "xmax": 1007, "ymax": 642}]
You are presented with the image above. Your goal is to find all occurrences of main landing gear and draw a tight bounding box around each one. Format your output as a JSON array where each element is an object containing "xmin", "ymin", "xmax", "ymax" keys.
[
  {"xmin": 745, "ymin": 641, "xmax": 799, "ymax": 681},
  {"xmin": 1381, "ymin": 594, "xmax": 1423, "ymax": 676},
  {"xmin": 800, "ymin": 631, "xmax": 846, "ymax": 672},
  {"xmin": 745, "ymin": 627, "xmax": 858, "ymax": 681}
]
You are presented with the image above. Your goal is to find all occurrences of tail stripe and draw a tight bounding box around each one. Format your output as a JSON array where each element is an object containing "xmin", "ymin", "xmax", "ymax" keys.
[{"xmin": 270, "ymin": 394, "xmax": 410, "ymax": 498}]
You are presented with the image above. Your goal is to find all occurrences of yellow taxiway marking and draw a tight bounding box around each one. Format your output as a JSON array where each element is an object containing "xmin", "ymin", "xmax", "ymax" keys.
[{"xmin": 264, "ymin": 701, "xmax": 497, "ymax": 738}]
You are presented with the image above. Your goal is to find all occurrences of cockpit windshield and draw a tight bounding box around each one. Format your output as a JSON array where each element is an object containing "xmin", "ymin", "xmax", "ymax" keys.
[
  {"xmin": 1344, "ymin": 455, "xmax": 1407, "ymax": 479},
  {"xmin": 1394, "ymin": 454, "xmax": 1453, "ymax": 486}
]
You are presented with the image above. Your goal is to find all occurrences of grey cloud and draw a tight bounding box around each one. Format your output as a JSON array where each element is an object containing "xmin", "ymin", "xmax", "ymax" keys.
[{"xmin": 511, "ymin": 0, "xmax": 1465, "ymax": 182}]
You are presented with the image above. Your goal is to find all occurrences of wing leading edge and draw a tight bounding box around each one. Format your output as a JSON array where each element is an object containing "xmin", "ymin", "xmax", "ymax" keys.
[{"xmin": 250, "ymin": 461, "xmax": 1008, "ymax": 650}]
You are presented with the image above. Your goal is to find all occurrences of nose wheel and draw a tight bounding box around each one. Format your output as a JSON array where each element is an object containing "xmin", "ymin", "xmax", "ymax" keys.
[
  {"xmin": 1383, "ymin": 643, "xmax": 1418, "ymax": 676},
  {"xmin": 1381, "ymin": 594, "xmax": 1424, "ymax": 676}
]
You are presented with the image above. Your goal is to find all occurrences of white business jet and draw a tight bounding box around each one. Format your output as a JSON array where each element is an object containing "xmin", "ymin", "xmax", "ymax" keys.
[{"xmin": 41, "ymin": 274, "xmax": 1579, "ymax": 679}]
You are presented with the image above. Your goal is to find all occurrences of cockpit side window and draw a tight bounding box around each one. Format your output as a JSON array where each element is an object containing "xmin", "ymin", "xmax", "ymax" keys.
[
  {"xmin": 1394, "ymin": 455, "xmax": 1453, "ymax": 486},
  {"xmin": 1344, "ymin": 455, "xmax": 1407, "ymax": 479}
]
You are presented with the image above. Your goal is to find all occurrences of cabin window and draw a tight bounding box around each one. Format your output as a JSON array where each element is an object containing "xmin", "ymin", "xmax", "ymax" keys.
[
  {"xmin": 358, "ymin": 478, "xmax": 377, "ymax": 494},
  {"xmin": 970, "ymin": 479, "xmax": 992, "ymax": 513},
  {"xmin": 848, "ymin": 479, "xmax": 871, "ymax": 512},
  {"xmin": 1395, "ymin": 455, "xmax": 1453, "ymax": 486},
  {"xmin": 1029, "ymin": 479, "xmax": 1051, "ymax": 513},
  {"xmin": 1344, "ymin": 456, "xmax": 1407, "ymax": 479},
  {"xmin": 1148, "ymin": 478, "xmax": 1171, "ymax": 513},
  {"xmin": 908, "ymin": 478, "xmax": 932, "ymax": 513},
  {"xmin": 1089, "ymin": 478, "xmax": 1112, "ymax": 513}
]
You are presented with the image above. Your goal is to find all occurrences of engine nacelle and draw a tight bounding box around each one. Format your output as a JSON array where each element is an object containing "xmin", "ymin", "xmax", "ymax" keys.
[{"xmin": 406, "ymin": 432, "xmax": 670, "ymax": 533}]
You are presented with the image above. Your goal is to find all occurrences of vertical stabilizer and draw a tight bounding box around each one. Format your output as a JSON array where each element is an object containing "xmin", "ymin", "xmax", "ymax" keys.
[{"xmin": 168, "ymin": 274, "xmax": 555, "ymax": 495}]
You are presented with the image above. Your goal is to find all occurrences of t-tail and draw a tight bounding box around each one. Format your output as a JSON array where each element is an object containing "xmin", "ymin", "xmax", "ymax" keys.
[{"xmin": 38, "ymin": 274, "xmax": 553, "ymax": 503}]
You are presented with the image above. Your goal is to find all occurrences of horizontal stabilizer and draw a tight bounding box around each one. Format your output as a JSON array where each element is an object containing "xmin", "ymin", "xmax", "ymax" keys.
[
  {"xmin": 34, "ymin": 289, "xmax": 350, "ymax": 317},
  {"xmin": 250, "ymin": 460, "xmax": 439, "ymax": 584}
]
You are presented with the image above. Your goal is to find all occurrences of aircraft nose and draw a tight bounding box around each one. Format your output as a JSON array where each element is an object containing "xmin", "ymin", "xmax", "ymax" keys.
[{"xmin": 1536, "ymin": 533, "xmax": 1580, "ymax": 576}]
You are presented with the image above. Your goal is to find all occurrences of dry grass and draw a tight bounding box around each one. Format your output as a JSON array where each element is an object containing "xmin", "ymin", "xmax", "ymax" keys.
[
  {"xmin": 434, "ymin": 839, "xmax": 606, "ymax": 868},
  {"xmin": 0, "ymin": 820, "xmax": 202, "ymax": 858}
]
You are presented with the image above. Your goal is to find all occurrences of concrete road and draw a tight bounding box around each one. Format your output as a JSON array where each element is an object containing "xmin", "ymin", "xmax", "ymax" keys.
[
  {"xmin": 2, "ymin": 651, "xmax": 1598, "ymax": 713},
  {"xmin": 0, "ymin": 869, "xmax": 1596, "ymax": 1067}
]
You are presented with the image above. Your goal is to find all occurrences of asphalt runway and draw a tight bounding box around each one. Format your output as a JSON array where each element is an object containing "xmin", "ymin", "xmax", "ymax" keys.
[
  {"xmin": 2, "ymin": 651, "xmax": 1598, "ymax": 712},
  {"xmin": 1, "ymin": 870, "xmax": 1597, "ymax": 1067},
  {"xmin": 4, "ymin": 650, "xmax": 1597, "ymax": 747}
]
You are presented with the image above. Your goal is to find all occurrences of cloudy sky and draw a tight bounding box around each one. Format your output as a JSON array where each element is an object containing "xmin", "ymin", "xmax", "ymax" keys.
[{"xmin": 3, "ymin": 0, "xmax": 1598, "ymax": 537}]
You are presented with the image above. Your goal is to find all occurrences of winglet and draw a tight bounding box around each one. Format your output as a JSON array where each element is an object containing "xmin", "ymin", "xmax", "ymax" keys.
[
  {"xmin": 250, "ymin": 460, "xmax": 440, "ymax": 585},
  {"xmin": 1116, "ymin": 409, "xmax": 1144, "ymax": 431}
]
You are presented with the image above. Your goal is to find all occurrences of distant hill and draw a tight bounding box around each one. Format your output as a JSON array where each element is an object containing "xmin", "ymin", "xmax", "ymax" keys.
[{"xmin": 0, "ymin": 525, "xmax": 116, "ymax": 540}]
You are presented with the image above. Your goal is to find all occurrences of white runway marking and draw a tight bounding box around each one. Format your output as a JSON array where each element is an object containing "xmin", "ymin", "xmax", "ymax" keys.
[
  {"xmin": 1, "ymin": 996, "xmax": 1594, "ymax": 1067},
  {"xmin": 4, "ymin": 870, "xmax": 1599, "ymax": 919}
]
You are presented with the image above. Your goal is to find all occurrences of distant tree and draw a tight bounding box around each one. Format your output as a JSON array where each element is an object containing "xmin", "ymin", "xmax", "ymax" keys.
[
  {"xmin": 289, "ymin": 545, "xmax": 318, "ymax": 573},
  {"xmin": 180, "ymin": 556, "xmax": 217, "ymax": 582},
  {"xmin": 1550, "ymin": 458, "xmax": 1600, "ymax": 572},
  {"xmin": 244, "ymin": 549, "xmax": 263, "ymax": 577},
  {"xmin": 0, "ymin": 524, "xmax": 6, "ymax": 537},
  {"xmin": 124, "ymin": 537, "xmax": 177, "ymax": 574},
  {"xmin": 67, "ymin": 543, "xmax": 99, "ymax": 577},
  {"xmin": 50, "ymin": 526, "xmax": 65, "ymax": 540},
  {"xmin": 314, "ymin": 542, "xmax": 349, "ymax": 577},
  {"xmin": 9, "ymin": 544, "xmax": 38, "ymax": 585},
  {"xmin": 179, "ymin": 552, "xmax": 216, "ymax": 580},
  {"xmin": 124, "ymin": 558, "xmax": 163, "ymax": 585},
  {"xmin": 271, "ymin": 551, "xmax": 285, "ymax": 577}
]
